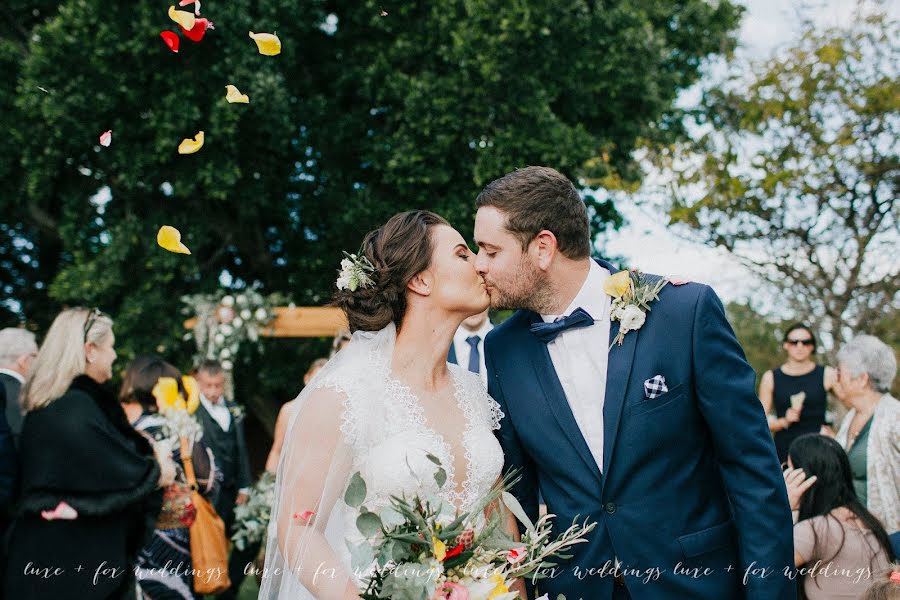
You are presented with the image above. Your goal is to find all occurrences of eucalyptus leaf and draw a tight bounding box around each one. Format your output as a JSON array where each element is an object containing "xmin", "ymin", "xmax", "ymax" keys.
[
  {"xmin": 501, "ymin": 491, "xmax": 535, "ymax": 534},
  {"xmin": 357, "ymin": 511, "xmax": 383, "ymax": 538},
  {"xmin": 345, "ymin": 471, "xmax": 367, "ymax": 508},
  {"xmin": 434, "ymin": 467, "xmax": 447, "ymax": 488}
]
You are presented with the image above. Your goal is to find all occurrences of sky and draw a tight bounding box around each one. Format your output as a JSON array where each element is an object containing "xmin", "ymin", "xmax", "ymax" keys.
[{"xmin": 602, "ymin": 0, "xmax": 891, "ymax": 304}]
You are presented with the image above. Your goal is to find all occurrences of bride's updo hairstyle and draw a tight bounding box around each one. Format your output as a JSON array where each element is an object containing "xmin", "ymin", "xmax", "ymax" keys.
[{"xmin": 334, "ymin": 210, "xmax": 450, "ymax": 332}]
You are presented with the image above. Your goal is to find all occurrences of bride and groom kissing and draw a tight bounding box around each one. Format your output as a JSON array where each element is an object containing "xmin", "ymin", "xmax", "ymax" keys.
[{"xmin": 259, "ymin": 166, "xmax": 796, "ymax": 600}]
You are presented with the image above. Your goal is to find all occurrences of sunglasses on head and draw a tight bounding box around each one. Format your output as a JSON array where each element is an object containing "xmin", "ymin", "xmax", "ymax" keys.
[
  {"xmin": 786, "ymin": 338, "xmax": 814, "ymax": 347},
  {"xmin": 83, "ymin": 307, "xmax": 103, "ymax": 343}
]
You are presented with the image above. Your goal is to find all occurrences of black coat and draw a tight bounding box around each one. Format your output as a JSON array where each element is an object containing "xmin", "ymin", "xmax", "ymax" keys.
[{"xmin": 4, "ymin": 375, "xmax": 163, "ymax": 600}]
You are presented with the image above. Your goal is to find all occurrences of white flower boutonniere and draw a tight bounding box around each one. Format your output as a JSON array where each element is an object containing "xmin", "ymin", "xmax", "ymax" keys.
[
  {"xmin": 228, "ymin": 403, "xmax": 246, "ymax": 423},
  {"xmin": 604, "ymin": 269, "xmax": 668, "ymax": 347},
  {"xmin": 336, "ymin": 251, "xmax": 376, "ymax": 292}
]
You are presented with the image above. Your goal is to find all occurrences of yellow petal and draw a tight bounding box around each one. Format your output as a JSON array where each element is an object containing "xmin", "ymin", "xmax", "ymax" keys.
[
  {"xmin": 249, "ymin": 31, "xmax": 281, "ymax": 56},
  {"xmin": 152, "ymin": 377, "xmax": 180, "ymax": 410},
  {"xmin": 168, "ymin": 6, "xmax": 196, "ymax": 30},
  {"xmin": 182, "ymin": 376, "xmax": 200, "ymax": 414},
  {"xmin": 157, "ymin": 225, "xmax": 192, "ymax": 255},
  {"xmin": 488, "ymin": 575, "xmax": 510, "ymax": 599},
  {"xmin": 603, "ymin": 271, "xmax": 631, "ymax": 298},
  {"xmin": 177, "ymin": 131, "xmax": 204, "ymax": 154},
  {"xmin": 225, "ymin": 84, "xmax": 250, "ymax": 104},
  {"xmin": 432, "ymin": 537, "xmax": 446, "ymax": 561}
]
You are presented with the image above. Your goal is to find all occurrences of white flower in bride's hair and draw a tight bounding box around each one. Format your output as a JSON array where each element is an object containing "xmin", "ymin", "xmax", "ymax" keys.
[
  {"xmin": 619, "ymin": 305, "xmax": 646, "ymax": 332},
  {"xmin": 336, "ymin": 252, "xmax": 375, "ymax": 292}
]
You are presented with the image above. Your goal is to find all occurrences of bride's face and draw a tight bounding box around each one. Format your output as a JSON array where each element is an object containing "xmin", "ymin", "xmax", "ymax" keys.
[{"xmin": 421, "ymin": 225, "xmax": 490, "ymax": 317}]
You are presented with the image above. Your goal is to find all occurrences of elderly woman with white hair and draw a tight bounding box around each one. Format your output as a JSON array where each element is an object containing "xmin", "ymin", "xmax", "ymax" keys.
[{"xmin": 834, "ymin": 334, "xmax": 900, "ymax": 533}]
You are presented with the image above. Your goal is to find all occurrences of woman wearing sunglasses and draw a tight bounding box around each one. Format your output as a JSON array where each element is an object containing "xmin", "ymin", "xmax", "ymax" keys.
[{"xmin": 759, "ymin": 323, "xmax": 837, "ymax": 462}]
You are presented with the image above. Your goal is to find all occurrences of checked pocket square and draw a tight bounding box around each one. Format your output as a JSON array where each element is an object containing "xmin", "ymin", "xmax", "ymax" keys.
[{"xmin": 644, "ymin": 375, "xmax": 668, "ymax": 399}]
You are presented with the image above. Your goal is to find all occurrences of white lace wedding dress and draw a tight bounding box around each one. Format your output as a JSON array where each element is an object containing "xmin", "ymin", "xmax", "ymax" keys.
[{"xmin": 258, "ymin": 324, "xmax": 505, "ymax": 600}]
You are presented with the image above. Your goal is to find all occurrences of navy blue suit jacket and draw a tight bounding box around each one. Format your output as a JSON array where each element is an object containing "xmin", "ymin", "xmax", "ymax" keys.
[{"xmin": 484, "ymin": 260, "xmax": 795, "ymax": 600}]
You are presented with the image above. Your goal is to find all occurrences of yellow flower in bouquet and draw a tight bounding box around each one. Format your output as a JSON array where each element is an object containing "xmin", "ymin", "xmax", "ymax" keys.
[{"xmin": 432, "ymin": 536, "xmax": 447, "ymax": 561}]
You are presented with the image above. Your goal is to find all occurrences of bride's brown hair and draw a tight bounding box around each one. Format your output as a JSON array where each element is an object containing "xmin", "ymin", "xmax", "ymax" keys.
[{"xmin": 333, "ymin": 210, "xmax": 449, "ymax": 332}]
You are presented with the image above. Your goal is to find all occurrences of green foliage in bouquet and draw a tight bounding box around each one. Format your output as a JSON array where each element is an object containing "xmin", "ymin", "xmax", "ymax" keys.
[
  {"xmin": 231, "ymin": 471, "xmax": 276, "ymax": 551},
  {"xmin": 343, "ymin": 456, "xmax": 596, "ymax": 600}
]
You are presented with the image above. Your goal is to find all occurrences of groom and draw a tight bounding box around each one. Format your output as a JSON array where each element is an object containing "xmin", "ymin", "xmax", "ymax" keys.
[{"xmin": 474, "ymin": 167, "xmax": 795, "ymax": 600}]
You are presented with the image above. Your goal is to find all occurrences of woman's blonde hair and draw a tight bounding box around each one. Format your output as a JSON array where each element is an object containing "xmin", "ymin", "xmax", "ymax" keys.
[
  {"xmin": 860, "ymin": 564, "xmax": 900, "ymax": 599},
  {"xmin": 23, "ymin": 307, "xmax": 114, "ymax": 411}
]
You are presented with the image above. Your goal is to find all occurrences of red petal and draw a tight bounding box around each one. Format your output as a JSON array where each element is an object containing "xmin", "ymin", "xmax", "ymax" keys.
[
  {"xmin": 442, "ymin": 545, "xmax": 464, "ymax": 561},
  {"xmin": 179, "ymin": 0, "xmax": 196, "ymax": 5},
  {"xmin": 181, "ymin": 18, "xmax": 211, "ymax": 42},
  {"xmin": 160, "ymin": 31, "xmax": 180, "ymax": 53}
]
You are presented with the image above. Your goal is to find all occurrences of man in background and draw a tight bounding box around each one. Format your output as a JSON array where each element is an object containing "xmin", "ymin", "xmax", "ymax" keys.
[
  {"xmin": 448, "ymin": 308, "xmax": 493, "ymax": 387},
  {"xmin": 0, "ymin": 328, "xmax": 38, "ymax": 445},
  {"xmin": 194, "ymin": 359, "xmax": 252, "ymax": 599}
]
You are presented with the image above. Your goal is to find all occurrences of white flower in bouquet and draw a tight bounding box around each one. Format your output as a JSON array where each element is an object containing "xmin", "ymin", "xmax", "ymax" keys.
[
  {"xmin": 221, "ymin": 295, "xmax": 235, "ymax": 307},
  {"xmin": 459, "ymin": 574, "xmax": 518, "ymax": 600},
  {"xmin": 254, "ymin": 308, "xmax": 268, "ymax": 321},
  {"xmin": 236, "ymin": 294, "xmax": 247, "ymax": 305},
  {"xmin": 232, "ymin": 317, "xmax": 243, "ymax": 328},
  {"xmin": 240, "ymin": 309, "xmax": 252, "ymax": 320}
]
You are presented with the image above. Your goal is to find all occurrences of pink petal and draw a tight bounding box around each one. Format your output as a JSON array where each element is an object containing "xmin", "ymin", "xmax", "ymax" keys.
[
  {"xmin": 506, "ymin": 546, "xmax": 527, "ymax": 564},
  {"xmin": 670, "ymin": 279, "xmax": 690, "ymax": 286},
  {"xmin": 99, "ymin": 130, "xmax": 112, "ymax": 147},
  {"xmin": 41, "ymin": 501, "xmax": 78, "ymax": 521},
  {"xmin": 292, "ymin": 510, "xmax": 315, "ymax": 523}
]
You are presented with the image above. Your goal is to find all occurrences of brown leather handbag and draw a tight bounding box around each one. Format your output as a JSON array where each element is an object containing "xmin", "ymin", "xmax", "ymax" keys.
[{"xmin": 181, "ymin": 437, "xmax": 232, "ymax": 594}]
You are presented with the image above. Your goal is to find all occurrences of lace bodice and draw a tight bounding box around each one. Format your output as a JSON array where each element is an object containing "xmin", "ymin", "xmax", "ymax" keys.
[{"xmin": 324, "ymin": 362, "xmax": 504, "ymax": 517}]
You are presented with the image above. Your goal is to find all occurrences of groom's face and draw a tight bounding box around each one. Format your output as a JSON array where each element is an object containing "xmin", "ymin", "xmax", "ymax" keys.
[{"xmin": 474, "ymin": 206, "xmax": 544, "ymax": 310}]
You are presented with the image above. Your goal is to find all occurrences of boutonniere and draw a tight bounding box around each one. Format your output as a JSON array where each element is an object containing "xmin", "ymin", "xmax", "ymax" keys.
[
  {"xmin": 228, "ymin": 403, "xmax": 246, "ymax": 423},
  {"xmin": 604, "ymin": 269, "xmax": 668, "ymax": 347}
]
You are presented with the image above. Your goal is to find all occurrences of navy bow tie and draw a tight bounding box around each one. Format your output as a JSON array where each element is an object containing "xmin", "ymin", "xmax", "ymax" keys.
[{"xmin": 529, "ymin": 307, "xmax": 595, "ymax": 343}]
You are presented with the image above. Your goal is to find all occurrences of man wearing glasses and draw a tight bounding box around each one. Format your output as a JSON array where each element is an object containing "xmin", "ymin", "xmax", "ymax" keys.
[{"xmin": 758, "ymin": 323, "xmax": 837, "ymax": 462}]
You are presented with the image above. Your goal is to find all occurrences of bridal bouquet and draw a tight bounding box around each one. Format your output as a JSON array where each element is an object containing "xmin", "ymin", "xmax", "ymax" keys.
[
  {"xmin": 232, "ymin": 471, "xmax": 276, "ymax": 551},
  {"xmin": 344, "ymin": 458, "xmax": 595, "ymax": 600}
]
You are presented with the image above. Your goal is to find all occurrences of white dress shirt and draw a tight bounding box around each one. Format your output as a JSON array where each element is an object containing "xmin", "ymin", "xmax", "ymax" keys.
[
  {"xmin": 452, "ymin": 319, "xmax": 494, "ymax": 386},
  {"xmin": 200, "ymin": 393, "xmax": 232, "ymax": 432},
  {"xmin": 540, "ymin": 260, "xmax": 611, "ymax": 472},
  {"xmin": 0, "ymin": 368, "xmax": 25, "ymax": 384}
]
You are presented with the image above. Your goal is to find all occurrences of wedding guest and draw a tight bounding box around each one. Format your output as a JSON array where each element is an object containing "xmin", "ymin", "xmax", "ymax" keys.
[
  {"xmin": 784, "ymin": 434, "xmax": 895, "ymax": 600},
  {"xmin": 759, "ymin": 323, "xmax": 836, "ymax": 462},
  {"xmin": 0, "ymin": 327, "xmax": 39, "ymax": 442},
  {"xmin": 447, "ymin": 308, "xmax": 493, "ymax": 386},
  {"xmin": 4, "ymin": 307, "xmax": 175, "ymax": 600},
  {"xmin": 859, "ymin": 564, "xmax": 900, "ymax": 600},
  {"xmin": 120, "ymin": 356, "xmax": 219, "ymax": 600},
  {"xmin": 0, "ymin": 384, "xmax": 16, "ymax": 588},
  {"xmin": 194, "ymin": 359, "xmax": 251, "ymax": 600},
  {"xmin": 833, "ymin": 334, "xmax": 900, "ymax": 533},
  {"xmin": 264, "ymin": 357, "xmax": 328, "ymax": 472}
]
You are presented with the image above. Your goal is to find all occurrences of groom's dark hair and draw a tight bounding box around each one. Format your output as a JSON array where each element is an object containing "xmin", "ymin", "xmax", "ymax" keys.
[{"xmin": 476, "ymin": 166, "xmax": 591, "ymax": 259}]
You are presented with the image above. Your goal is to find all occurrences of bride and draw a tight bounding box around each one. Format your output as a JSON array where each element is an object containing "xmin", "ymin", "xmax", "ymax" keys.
[{"xmin": 258, "ymin": 210, "xmax": 520, "ymax": 599}]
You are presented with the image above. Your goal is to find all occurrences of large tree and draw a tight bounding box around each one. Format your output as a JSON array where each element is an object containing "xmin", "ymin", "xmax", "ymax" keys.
[
  {"xmin": 1, "ymin": 0, "xmax": 742, "ymax": 416},
  {"xmin": 648, "ymin": 8, "xmax": 898, "ymax": 349}
]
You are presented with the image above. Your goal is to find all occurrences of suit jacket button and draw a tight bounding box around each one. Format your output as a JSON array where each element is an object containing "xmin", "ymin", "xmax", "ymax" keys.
[{"xmin": 605, "ymin": 502, "xmax": 616, "ymax": 514}]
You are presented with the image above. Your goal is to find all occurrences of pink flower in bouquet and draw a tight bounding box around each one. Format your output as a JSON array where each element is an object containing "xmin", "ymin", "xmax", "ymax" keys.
[
  {"xmin": 506, "ymin": 547, "xmax": 527, "ymax": 564},
  {"xmin": 433, "ymin": 581, "xmax": 469, "ymax": 600}
]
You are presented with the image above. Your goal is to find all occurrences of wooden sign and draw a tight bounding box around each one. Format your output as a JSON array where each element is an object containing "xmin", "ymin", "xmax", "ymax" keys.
[{"xmin": 184, "ymin": 306, "xmax": 348, "ymax": 338}]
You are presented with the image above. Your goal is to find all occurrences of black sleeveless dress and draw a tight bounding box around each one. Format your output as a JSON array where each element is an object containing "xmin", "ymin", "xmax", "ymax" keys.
[{"xmin": 772, "ymin": 364, "xmax": 827, "ymax": 462}]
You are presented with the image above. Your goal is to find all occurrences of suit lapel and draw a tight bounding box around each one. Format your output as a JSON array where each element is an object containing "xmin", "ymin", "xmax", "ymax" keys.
[
  {"xmin": 601, "ymin": 295, "xmax": 639, "ymax": 480},
  {"xmin": 524, "ymin": 315, "xmax": 603, "ymax": 485}
]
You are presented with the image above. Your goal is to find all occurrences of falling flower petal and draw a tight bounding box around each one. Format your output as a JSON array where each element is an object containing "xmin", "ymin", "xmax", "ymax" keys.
[
  {"xmin": 157, "ymin": 226, "xmax": 192, "ymax": 254},
  {"xmin": 181, "ymin": 17, "xmax": 213, "ymax": 42},
  {"xmin": 179, "ymin": 0, "xmax": 201, "ymax": 15},
  {"xmin": 37, "ymin": 86, "xmax": 51, "ymax": 94},
  {"xmin": 168, "ymin": 6, "xmax": 196, "ymax": 30},
  {"xmin": 177, "ymin": 131, "xmax": 204, "ymax": 154},
  {"xmin": 41, "ymin": 501, "xmax": 78, "ymax": 521},
  {"xmin": 249, "ymin": 31, "xmax": 281, "ymax": 56},
  {"xmin": 160, "ymin": 30, "xmax": 180, "ymax": 52},
  {"xmin": 293, "ymin": 510, "xmax": 315, "ymax": 523},
  {"xmin": 225, "ymin": 84, "xmax": 249, "ymax": 104},
  {"xmin": 670, "ymin": 279, "xmax": 690, "ymax": 286},
  {"xmin": 99, "ymin": 130, "xmax": 112, "ymax": 147},
  {"xmin": 381, "ymin": 9, "xmax": 388, "ymax": 16}
]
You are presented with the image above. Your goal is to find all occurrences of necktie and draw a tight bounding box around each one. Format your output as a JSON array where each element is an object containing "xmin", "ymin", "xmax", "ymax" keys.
[
  {"xmin": 529, "ymin": 307, "xmax": 595, "ymax": 343},
  {"xmin": 466, "ymin": 335, "xmax": 481, "ymax": 374}
]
